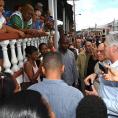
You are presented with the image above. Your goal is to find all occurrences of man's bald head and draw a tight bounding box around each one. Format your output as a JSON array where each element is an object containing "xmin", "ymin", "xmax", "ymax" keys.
[{"xmin": 43, "ymin": 52, "xmax": 63, "ymax": 71}]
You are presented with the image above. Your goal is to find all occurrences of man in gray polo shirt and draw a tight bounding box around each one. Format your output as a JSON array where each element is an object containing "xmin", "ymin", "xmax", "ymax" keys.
[{"xmin": 59, "ymin": 34, "xmax": 79, "ymax": 86}]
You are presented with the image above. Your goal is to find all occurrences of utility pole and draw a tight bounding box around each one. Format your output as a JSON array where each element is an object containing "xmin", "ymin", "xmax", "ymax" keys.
[
  {"xmin": 67, "ymin": 0, "xmax": 79, "ymax": 41},
  {"xmin": 72, "ymin": 0, "xmax": 76, "ymax": 43},
  {"xmin": 113, "ymin": 18, "xmax": 115, "ymax": 31},
  {"xmin": 48, "ymin": 0, "xmax": 58, "ymax": 49},
  {"xmin": 73, "ymin": 0, "xmax": 76, "ymax": 32},
  {"xmin": 53, "ymin": 0, "xmax": 58, "ymax": 49}
]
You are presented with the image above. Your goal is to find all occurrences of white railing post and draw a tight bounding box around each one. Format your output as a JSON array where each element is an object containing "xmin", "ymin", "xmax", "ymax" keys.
[
  {"xmin": 38, "ymin": 37, "xmax": 41, "ymax": 46},
  {"xmin": 27, "ymin": 38, "xmax": 31, "ymax": 46},
  {"xmin": 22, "ymin": 38, "xmax": 28, "ymax": 60},
  {"xmin": 45, "ymin": 36, "xmax": 49, "ymax": 43},
  {"xmin": 17, "ymin": 39, "xmax": 23, "ymax": 68},
  {"xmin": 10, "ymin": 39, "xmax": 19, "ymax": 72},
  {"xmin": 0, "ymin": 40, "xmax": 12, "ymax": 73},
  {"xmin": 41, "ymin": 37, "xmax": 44, "ymax": 43},
  {"xmin": 34, "ymin": 38, "xmax": 38, "ymax": 48},
  {"xmin": 37, "ymin": 37, "xmax": 39, "ymax": 46},
  {"xmin": 31, "ymin": 38, "xmax": 35, "ymax": 46}
]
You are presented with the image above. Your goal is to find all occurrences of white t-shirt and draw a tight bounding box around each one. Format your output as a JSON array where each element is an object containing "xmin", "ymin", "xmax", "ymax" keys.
[
  {"xmin": 0, "ymin": 15, "xmax": 6, "ymax": 29},
  {"xmin": 23, "ymin": 61, "xmax": 40, "ymax": 82}
]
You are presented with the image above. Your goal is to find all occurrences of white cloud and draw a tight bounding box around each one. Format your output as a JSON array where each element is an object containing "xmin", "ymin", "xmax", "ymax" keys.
[
  {"xmin": 75, "ymin": 0, "xmax": 118, "ymax": 30},
  {"xmin": 76, "ymin": 0, "xmax": 96, "ymax": 12}
]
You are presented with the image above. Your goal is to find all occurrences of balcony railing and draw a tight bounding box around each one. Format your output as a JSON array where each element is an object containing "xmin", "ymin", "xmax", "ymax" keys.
[{"xmin": 0, "ymin": 32, "xmax": 49, "ymax": 84}]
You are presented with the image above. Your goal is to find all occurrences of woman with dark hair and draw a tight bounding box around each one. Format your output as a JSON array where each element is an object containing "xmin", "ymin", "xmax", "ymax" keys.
[
  {"xmin": 23, "ymin": 46, "xmax": 40, "ymax": 85},
  {"xmin": 0, "ymin": 90, "xmax": 55, "ymax": 118},
  {"xmin": 0, "ymin": 72, "xmax": 16, "ymax": 105}
]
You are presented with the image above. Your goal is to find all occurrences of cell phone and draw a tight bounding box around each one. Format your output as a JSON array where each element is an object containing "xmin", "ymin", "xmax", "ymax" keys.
[
  {"xmin": 85, "ymin": 80, "xmax": 93, "ymax": 91},
  {"xmin": 98, "ymin": 62, "xmax": 108, "ymax": 74}
]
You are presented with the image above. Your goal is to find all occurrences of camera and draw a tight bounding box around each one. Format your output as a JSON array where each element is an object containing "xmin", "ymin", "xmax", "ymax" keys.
[
  {"xmin": 85, "ymin": 79, "xmax": 93, "ymax": 91},
  {"xmin": 98, "ymin": 62, "xmax": 108, "ymax": 74}
]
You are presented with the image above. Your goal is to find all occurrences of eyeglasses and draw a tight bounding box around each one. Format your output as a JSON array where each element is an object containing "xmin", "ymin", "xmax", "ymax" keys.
[{"xmin": 97, "ymin": 50, "xmax": 104, "ymax": 53}]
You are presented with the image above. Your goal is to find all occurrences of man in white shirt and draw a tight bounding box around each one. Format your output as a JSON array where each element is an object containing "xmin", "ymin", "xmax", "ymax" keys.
[{"xmin": 84, "ymin": 32, "xmax": 118, "ymax": 118}]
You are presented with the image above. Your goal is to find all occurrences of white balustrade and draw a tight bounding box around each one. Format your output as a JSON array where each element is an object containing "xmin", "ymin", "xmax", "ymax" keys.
[
  {"xmin": 37, "ymin": 37, "xmax": 39, "ymax": 47},
  {"xmin": 38, "ymin": 37, "xmax": 41, "ymax": 46},
  {"xmin": 46, "ymin": 36, "xmax": 50, "ymax": 43},
  {"xmin": 22, "ymin": 38, "xmax": 28, "ymax": 60},
  {"xmin": 45, "ymin": 36, "xmax": 48, "ymax": 43},
  {"xmin": 27, "ymin": 38, "xmax": 31, "ymax": 46},
  {"xmin": 40, "ymin": 37, "xmax": 43, "ymax": 43},
  {"xmin": 34, "ymin": 38, "xmax": 38, "ymax": 48},
  {"xmin": 44, "ymin": 36, "xmax": 47, "ymax": 43},
  {"xmin": 17, "ymin": 39, "xmax": 23, "ymax": 68},
  {"xmin": 31, "ymin": 38, "xmax": 35, "ymax": 46},
  {"xmin": 0, "ymin": 40, "xmax": 12, "ymax": 73},
  {"xmin": 0, "ymin": 35, "xmax": 49, "ymax": 79},
  {"xmin": 10, "ymin": 39, "xmax": 19, "ymax": 72},
  {"xmin": 42, "ymin": 37, "xmax": 45, "ymax": 43}
]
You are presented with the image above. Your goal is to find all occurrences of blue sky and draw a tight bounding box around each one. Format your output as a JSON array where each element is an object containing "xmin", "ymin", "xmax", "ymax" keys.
[
  {"xmin": 93, "ymin": 0, "xmax": 118, "ymax": 12},
  {"xmin": 67, "ymin": 0, "xmax": 118, "ymax": 30}
]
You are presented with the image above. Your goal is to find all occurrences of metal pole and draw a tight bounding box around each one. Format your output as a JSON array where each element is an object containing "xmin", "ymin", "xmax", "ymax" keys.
[
  {"xmin": 63, "ymin": 7, "xmax": 66, "ymax": 33},
  {"xmin": 113, "ymin": 19, "xmax": 115, "ymax": 31},
  {"xmin": 73, "ymin": 0, "xmax": 76, "ymax": 32},
  {"xmin": 73, "ymin": 0, "xmax": 76, "ymax": 43},
  {"xmin": 48, "ymin": 0, "xmax": 54, "ymax": 17},
  {"xmin": 53, "ymin": 0, "xmax": 58, "ymax": 49}
]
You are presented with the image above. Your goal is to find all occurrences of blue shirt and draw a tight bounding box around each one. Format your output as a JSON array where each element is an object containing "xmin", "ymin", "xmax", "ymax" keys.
[
  {"xmin": 28, "ymin": 79, "xmax": 83, "ymax": 118},
  {"xmin": 32, "ymin": 20, "xmax": 41, "ymax": 30},
  {"xmin": 99, "ymin": 60, "xmax": 118, "ymax": 117}
]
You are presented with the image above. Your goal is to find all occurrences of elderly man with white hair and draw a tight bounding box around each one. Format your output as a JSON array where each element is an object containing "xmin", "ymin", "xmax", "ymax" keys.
[{"xmin": 84, "ymin": 32, "xmax": 118, "ymax": 118}]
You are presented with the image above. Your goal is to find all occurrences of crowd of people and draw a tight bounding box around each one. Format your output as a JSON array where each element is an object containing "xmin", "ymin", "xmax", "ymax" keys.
[
  {"xmin": 1, "ymin": 31, "xmax": 118, "ymax": 118},
  {"xmin": 0, "ymin": 0, "xmax": 118, "ymax": 118},
  {"xmin": 0, "ymin": 0, "xmax": 55, "ymax": 36}
]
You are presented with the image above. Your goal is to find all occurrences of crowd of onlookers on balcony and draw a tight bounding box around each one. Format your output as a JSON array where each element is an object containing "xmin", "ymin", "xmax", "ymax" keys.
[
  {"xmin": 0, "ymin": 0, "xmax": 118, "ymax": 118},
  {"xmin": 0, "ymin": 0, "xmax": 55, "ymax": 37}
]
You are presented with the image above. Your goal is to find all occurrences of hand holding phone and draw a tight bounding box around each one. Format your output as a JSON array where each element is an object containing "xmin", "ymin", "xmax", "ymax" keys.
[
  {"xmin": 85, "ymin": 79, "xmax": 93, "ymax": 91},
  {"xmin": 98, "ymin": 62, "xmax": 108, "ymax": 74}
]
